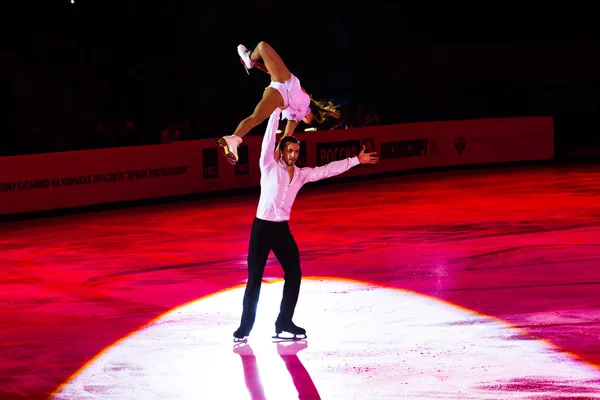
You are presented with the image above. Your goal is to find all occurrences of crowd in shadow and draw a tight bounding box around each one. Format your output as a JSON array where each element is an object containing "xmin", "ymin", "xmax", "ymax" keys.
[{"xmin": 0, "ymin": 104, "xmax": 381, "ymax": 157}]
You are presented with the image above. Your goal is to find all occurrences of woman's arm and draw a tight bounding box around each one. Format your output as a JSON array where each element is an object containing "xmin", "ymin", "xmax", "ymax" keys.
[{"xmin": 283, "ymin": 120, "xmax": 298, "ymax": 136}]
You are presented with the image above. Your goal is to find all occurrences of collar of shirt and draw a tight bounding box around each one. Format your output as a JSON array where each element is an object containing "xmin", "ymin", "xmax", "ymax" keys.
[{"xmin": 277, "ymin": 159, "xmax": 301, "ymax": 183}]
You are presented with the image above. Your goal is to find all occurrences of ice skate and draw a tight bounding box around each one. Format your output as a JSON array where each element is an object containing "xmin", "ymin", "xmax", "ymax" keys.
[
  {"xmin": 238, "ymin": 44, "xmax": 254, "ymax": 74},
  {"xmin": 233, "ymin": 325, "xmax": 250, "ymax": 343},
  {"xmin": 215, "ymin": 135, "xmax": 242, "ymax": 165},
  {"xmin": 272, "ymin": 318, "xmax": 307, "ymax": 340}
]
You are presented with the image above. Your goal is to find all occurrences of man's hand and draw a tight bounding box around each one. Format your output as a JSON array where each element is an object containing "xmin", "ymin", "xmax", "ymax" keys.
[{"xmin": 357, "ymin": 145, "xmax": 379, "ymax": 164}]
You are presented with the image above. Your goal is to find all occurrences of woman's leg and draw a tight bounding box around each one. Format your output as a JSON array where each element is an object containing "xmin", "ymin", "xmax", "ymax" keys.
[
  {"xmin": 233, "ymin": 88, "xmax": 284, "ymax": 138},
  {"xmin": 240, "ymin": 41, "xmax": 292, "ymax": 83},
  {"xmin": 217, "ymin": 87, "xmax": 284, "ymax": 165}
]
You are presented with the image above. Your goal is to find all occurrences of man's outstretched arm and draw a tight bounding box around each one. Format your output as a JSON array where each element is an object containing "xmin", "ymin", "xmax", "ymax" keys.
[{"xmin": 305, "ymin": 145, "xmax": 379, "ymax": 183}]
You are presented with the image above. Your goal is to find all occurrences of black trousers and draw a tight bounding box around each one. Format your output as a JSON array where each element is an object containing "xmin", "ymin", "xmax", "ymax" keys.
[{"xmin": 239, "ymin": 217, "xmax": 302, "ymax": 332}]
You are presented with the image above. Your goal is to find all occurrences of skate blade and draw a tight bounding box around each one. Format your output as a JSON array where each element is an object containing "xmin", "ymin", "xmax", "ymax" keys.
[
  {"xmin": 271, "ymin": 333, "xmax": 307, "ymax": 341},
  {"xmin": 242, "ymin": 63, "xmax": 250, "ymax": 75},
  {"xmin": 215, "ymin": 138, "xmax": 237, "ymax": 165},
  {"xmin": 233, "ymin": 336, "xmax": 248, "ymax": 343}
]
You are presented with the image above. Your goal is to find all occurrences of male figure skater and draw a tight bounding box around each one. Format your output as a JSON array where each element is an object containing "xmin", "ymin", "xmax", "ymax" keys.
[{"xmin": 233, "ymin": 109, "xmax": 379, "ymax": 342}]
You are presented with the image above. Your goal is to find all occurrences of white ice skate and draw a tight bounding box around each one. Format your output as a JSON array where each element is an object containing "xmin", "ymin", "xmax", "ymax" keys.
[
  {"xmin": 238, "ymin": 44, "xmax": 254, "ymax": 74},
  {"xmin": 215, "ymin": 135, "xmax": 242, "ymax": 165}
]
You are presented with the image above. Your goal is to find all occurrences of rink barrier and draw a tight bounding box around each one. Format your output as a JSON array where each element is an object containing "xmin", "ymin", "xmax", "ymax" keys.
[{"xmin": 0, "ymin": 117, "xmax": 554, "ymax": 216}]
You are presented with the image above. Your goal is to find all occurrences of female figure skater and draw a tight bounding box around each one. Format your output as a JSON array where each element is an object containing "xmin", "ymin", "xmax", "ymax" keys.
[{"xmin": 216, "ymin": 41, "xmax": 340, "ymax": 164}]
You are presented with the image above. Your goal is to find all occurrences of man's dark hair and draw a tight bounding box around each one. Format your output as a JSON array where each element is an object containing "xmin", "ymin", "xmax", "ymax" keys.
[{"xmin": 277, "ymin": 136, "xmax": 300, "ymax": 151}]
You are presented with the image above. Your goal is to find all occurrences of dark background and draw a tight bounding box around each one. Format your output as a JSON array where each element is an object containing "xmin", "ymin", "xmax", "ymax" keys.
[{"xmin": 1, "ymin": 1, "xmax": 599, "ymax": 157}]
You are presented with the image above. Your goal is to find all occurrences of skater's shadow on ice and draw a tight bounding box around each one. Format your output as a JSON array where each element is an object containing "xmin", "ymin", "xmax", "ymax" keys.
[{"xmin": 233, "ymin": 341, "xmax": 321, "ymax": 399}]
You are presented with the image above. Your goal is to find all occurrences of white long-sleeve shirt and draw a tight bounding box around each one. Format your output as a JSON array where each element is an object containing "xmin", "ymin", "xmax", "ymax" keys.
[{"xmin": 256, "ymin": 109, "xmax": 359, "ymax": 222}]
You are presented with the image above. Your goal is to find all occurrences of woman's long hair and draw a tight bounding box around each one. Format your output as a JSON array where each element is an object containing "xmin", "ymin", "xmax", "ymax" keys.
[{"xmin": 309, "ymin": 96, "xmax": 341, "ymax": 124}]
